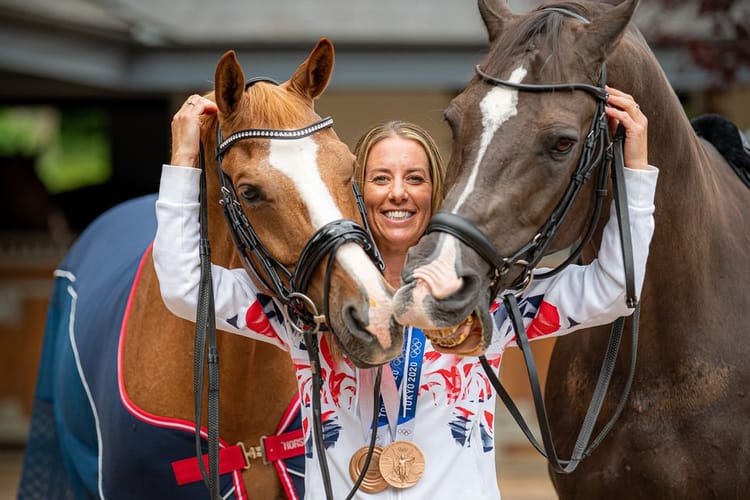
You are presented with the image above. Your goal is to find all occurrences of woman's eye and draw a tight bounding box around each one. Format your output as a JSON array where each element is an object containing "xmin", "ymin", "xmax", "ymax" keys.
[
  {"xmin": 372, "ymin": 176, "xmax": 390, "ymax": 184},
  {"xmin": 552, "ymin": 138, "xmax": 576, "ymax": 154},
  {"xmin": 406, "ymin": 175, "xmax": 426, "ymax": 184}
]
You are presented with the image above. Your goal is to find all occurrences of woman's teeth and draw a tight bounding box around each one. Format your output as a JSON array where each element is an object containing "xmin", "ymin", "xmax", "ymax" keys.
[{"xmin": 384, "ymin": 210, "xmax": 412, "ymax": 221}]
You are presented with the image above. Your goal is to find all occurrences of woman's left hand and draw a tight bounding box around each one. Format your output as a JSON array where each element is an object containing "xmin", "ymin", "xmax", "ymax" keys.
[{"xmin": 604, "ymin": 86, "xmax": 648, "ymax": 171}]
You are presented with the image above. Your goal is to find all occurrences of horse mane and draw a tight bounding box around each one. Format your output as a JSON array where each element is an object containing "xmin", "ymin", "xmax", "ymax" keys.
[
  {"xmin": 488, "ymin": 1, "xmax": 635, "ymax": 82},
  {"xmin": 692, "ymin": 114, "xmax": 750, "ymax": 190}
]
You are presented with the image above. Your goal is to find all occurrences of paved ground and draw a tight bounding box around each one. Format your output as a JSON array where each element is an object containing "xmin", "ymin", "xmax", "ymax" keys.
[
  {"xmin": 0, "ymin": 447, "xmax": 556, "ymax": 500},
  {"xmin": 0, "ymin": 449, "xmax": 22, "ymax": 500},
  {"xmin": 0, "ymin": 403, "xmax": 557, "ymax": 499},
  {"xmin": 498, "ymin": 447, "xmax": 557, "ymax": 500}
]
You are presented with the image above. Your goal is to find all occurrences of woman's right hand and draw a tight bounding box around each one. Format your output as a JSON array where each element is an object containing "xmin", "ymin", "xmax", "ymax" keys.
[{"xmin": 170, "ymin": 94, "xmax": 218, "ymax": 167}]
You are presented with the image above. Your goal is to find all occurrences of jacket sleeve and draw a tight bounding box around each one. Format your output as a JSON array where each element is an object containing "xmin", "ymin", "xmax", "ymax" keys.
[
  {"xmin": 152, "ymin": 164, "xmax": 289, "ymax": 350},
  {"xmin": 489, "ymin": 165, "xmax": 658, "ymax": 353}
]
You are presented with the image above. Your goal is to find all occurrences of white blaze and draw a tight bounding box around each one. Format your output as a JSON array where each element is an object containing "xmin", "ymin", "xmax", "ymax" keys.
[
  {"xmin": 269, "ymin": 137, "xmax": 340, "ymax": 228},
  {"xmin": 269, "ymin": 137, "xmax": 392, "ymax": 347},
  {"xmin": 453, "ymin": 66, "xmax": 527, "ymax": 212},
  {"xmin": 404, "ymin": 66, "xmax": 528, "ymax": 312}
]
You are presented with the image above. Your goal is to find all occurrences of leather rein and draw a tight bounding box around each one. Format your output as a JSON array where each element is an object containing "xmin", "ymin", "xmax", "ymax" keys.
[
  {"xmin": 426, "ymin": 8, "xmax": 640, "ymax": 474},
  {"xmin": 193, "ymin": 78, "xmax": 384, "ymax": 499}
]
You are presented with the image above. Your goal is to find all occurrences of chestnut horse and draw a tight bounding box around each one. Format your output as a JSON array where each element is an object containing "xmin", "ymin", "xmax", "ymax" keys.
[
  {"xmin": 393, "ymin": 0, "xmax": 750, "ymax": 498},
  {"xmin": 18, "ymin": 38, "xmax": 398, "ymax": 499}
]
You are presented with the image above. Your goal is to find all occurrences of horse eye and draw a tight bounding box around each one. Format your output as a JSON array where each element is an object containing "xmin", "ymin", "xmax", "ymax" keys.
[
  {"xmin": 552, "ymin": 138, "xmax": 576, "ymax": 154},
  {"xmin": 238, "ymin": 184, "xmax": 262, "ymax": 204}
]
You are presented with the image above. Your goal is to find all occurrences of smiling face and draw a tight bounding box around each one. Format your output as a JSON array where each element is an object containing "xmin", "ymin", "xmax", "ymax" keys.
[{"xmin": 363, "ymin": 135, "xmax": 434, "ymax": 262}]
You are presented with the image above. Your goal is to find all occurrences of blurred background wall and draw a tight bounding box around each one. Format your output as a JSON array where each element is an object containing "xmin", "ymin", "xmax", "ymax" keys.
[{"xmin": 0, "ymin": 0, "xmax": 747, "ymax": 472}]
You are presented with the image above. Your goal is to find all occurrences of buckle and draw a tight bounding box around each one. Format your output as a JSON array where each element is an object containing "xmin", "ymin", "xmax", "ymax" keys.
[{"xmin": 237, "ymin": 436, "xmax": 269, "ymax": 469}]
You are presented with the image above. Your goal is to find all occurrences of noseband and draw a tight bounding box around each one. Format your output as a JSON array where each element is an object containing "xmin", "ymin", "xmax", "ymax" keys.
[{"xmin": 215, "ymin": 92, "xmax": 383, "ymax": 332}]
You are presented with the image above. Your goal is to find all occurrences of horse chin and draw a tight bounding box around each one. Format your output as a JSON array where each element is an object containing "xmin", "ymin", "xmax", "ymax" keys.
[
  {"xmin": 393, "ymin": 279, "xmax": 493, "ymax": 356},
  {"xmin": 332, "ymin": 316, "xmax": 404, "ymax": 369},
  {"xmin": 393, "ymin": 277, "xmax": 484, "ymax": 330},
  {"xmin": 423, "ymin": 307, "xmax": 492, "ymax": 356}
]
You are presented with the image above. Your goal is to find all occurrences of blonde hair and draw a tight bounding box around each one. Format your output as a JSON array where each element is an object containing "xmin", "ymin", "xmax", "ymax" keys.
[{"xmin": 353, "ymin": 120, "xmax": 446, "ymax": 212}]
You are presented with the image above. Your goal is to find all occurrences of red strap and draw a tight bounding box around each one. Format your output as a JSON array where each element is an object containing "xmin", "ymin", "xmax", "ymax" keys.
[
  {"xmin": 171, "ymin": 429, "xmax": 305, "ymax": 486},
  {"xmin": 262, "ymin": 428, "xmax": 305, "ymax": 462},
  {"xmin": 172, "ymin": 445, "xmax": 247, "ymax": 486}
]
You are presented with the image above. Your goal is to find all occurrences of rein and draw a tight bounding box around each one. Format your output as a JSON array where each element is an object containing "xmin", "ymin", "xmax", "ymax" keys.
[
  {"xmin": 193, "ymin": 78, "xmax": 384, "ymax": 499},
  {"xmin": 426, "ymin": 7, "xmax": 640, "ymax": 474}
]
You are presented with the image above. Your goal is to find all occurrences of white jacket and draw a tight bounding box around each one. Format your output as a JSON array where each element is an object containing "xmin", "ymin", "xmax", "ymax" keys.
[{"xmin": 153, "ymin": 164, "xmax": 658, "ymax": 499}]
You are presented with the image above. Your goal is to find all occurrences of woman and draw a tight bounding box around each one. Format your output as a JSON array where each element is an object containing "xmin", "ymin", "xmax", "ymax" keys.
[
  {"xmin": 352, "ymin": 120, "xmax": 446, "ymax": 289},
  {"xmin": 155, "ymin": 88, "xmax": 656, "ymax": 499}
]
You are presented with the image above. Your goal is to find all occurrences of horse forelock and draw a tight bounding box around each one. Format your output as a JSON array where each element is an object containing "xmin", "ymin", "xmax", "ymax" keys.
[
  {"xmin": 488, "ymin": 5, "xmax": 568, "ymax": 81},
  {"xmin": 488, "ymin": 1, "xmax": 638, "ymax": 86},
  {"xmin": 240, "ymin": 83, "xmax": 318, "ymax": 130}
]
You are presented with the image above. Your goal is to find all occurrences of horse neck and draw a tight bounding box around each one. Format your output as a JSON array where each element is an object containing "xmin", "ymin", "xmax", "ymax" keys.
[
  {"xmin": 608, "ymin": 33, "xmax": 723, "ymax": 231},
  {"xmin": 195, "ymin": 129, "xmax": 299, "ymax": 440},
  {"xmin": 603, "ymin": 32, "xmax": 750, "ymax": 312}
]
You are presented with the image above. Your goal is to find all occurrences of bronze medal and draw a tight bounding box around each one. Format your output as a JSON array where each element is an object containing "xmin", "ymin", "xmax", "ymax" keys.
[
  {"xmin": 378, "ymin": 440, "xmax": 425, "ymax": 489},
  {"xmin": 349, "ymin": 445, "xmax": 389, "ymax": 493}
]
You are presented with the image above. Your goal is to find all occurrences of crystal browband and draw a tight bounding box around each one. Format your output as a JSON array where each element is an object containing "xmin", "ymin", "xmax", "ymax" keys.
[{"xmin": 217, "ymin": 116, "xmax": 334, "ymax": 155}]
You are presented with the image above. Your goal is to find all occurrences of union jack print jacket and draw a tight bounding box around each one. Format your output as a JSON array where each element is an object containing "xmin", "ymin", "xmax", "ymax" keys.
[{"xmin": 154, "ymin": 163, "xmax": 658, "ymax": 500}]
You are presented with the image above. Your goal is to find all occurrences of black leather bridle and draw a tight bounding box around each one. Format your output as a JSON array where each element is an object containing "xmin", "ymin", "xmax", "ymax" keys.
[
  {"xmin": 193, "ymin": 78, "xmax": 384, "ymax": 499},
  {"xmin": 431, "ymin": 60, "xmax": 612, "ymax": 300},
  {"xmin": 216, "ymin": 113, "xmax": 384, "ymax": 331},
  {"xmin": 427, "ymin": 7, "xmax": 640, "ymax": 474}
]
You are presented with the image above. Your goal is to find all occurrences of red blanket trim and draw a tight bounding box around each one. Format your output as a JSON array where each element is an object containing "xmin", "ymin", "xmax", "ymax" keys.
[{"xmin": 172, "ymin": 445, "xmax": 247, "ymax": 486}]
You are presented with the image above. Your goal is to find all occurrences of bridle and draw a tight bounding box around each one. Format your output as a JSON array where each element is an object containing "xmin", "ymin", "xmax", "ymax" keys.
[
  {"xmin": 431, "ymin": 58, "xmax": 612, "ymax": 300},
  {"xmin": 426, "ymin": 7, "xmax": 640, "ymax": 474},
  {"xmin": 215, "ymin": 97, "xmax": 383, "ymax": 331},
  {"xmin": 192, "ymin": 78, "xmax": 385, "ymax": 499}
]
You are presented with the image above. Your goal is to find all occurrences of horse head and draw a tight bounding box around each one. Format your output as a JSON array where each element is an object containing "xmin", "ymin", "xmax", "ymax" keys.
[
  {"xmin": 201, "ymin": 38, "xmax": 402, "ymax": 368},
  {"xmin": 393, "ymin": 0, "xmax": 639, "ymax": 355}
]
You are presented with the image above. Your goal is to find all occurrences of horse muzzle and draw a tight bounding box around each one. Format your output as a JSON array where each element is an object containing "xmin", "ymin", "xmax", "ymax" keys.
[{"xmin": 393, "ymin": 277, "xmax": 493, "ymax": 355}]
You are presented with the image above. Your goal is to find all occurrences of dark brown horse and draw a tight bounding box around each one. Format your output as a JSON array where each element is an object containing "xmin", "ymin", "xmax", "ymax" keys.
[
  {"xmin": 19, "ymin": 38, "xmax": 398, "ymax": 499},
  {"xmin": 392, "ymin": 0, "xmax": 750, "ymax": 498}
]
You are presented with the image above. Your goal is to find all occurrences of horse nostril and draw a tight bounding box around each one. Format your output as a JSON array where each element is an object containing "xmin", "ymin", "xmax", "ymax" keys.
[{"xmin": 343, "ymin": 305, "xmax": 376, "ymax": 345}]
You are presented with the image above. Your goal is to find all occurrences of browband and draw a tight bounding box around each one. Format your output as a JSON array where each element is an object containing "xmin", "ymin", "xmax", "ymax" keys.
[{"xmin": 217, "ymin": 116, "xmax": 334, "ymax": 156}]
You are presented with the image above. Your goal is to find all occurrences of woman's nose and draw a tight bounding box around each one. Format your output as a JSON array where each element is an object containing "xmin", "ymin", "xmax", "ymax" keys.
[{"xmin": 389, "ymin": 180, "xmax": 408, "ymax": 201}]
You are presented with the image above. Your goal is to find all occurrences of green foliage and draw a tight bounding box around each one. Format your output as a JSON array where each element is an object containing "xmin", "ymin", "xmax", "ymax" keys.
[
  {"xmin": 0, "ymin": 106, "xmax": 112, "ymax": 193},
  {"xmin": 0, "ymin": 107, "xmax": 57, "ymax": 156}
]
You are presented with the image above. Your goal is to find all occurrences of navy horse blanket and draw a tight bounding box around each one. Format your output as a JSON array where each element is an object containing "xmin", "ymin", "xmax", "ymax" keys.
[{"xmin": 17, "ymin": 194, "xmax": 303, "ymax": 499}]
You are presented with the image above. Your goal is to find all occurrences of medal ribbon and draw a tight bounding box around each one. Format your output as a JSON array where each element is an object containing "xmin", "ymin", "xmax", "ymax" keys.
[
  {"xmin": 377, "ymin": 326, "xmax": 425, "ymax": 439},
  {"xmin": 353, "ymin": 327, "xmax": 427, "ymax": 491}
]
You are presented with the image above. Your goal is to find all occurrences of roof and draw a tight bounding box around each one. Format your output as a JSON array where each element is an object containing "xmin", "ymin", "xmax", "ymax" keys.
[{"xmin": 1, "ymin": 0, "xmax": 748, "ymax": 95}]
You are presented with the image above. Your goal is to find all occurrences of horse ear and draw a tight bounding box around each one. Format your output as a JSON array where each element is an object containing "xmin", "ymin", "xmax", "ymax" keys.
[
  {"xmin": 287, "ymin": 37, "xmax": 334, "ymax": 102},
  {"xmin": 478, "ymin": 0, "xmax": 514, "ymax": 43},
  {"xmin": 576, "ymin": 0, "xmax": 640, "ymax": 64},
  {"xmin": 214, "ymin": 50, "xmax": 246, "ymax": 115}
]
